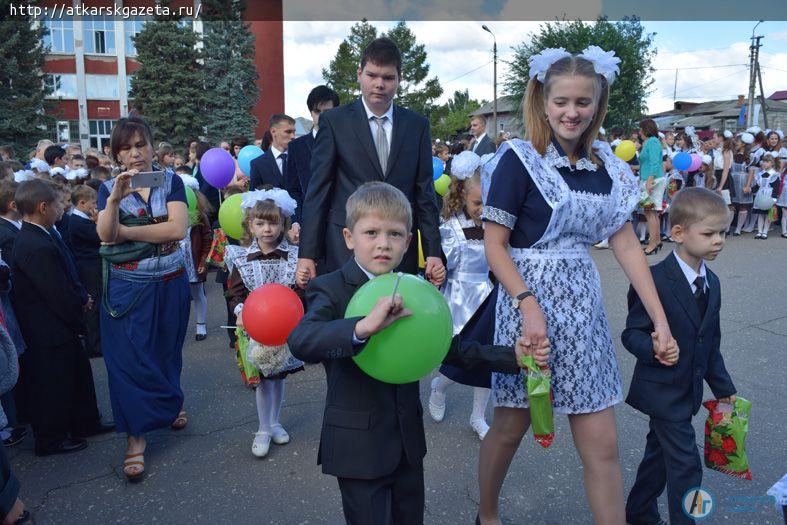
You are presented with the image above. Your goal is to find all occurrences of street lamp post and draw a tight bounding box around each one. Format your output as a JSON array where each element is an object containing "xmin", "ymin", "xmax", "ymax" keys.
[{"xmin": 482, "ymin": 25, "xmax": 498, "ymax": 138}]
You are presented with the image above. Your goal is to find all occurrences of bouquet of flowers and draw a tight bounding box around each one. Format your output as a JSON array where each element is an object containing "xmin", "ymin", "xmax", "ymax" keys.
[
  {"xmin": 637, "ymin": 183, "xmax": 655, "ymax": 210},
  {"xmin": 247, "ymin": 340, "xmax": 304, "ymax": 378},
  {"xmin": 206, "ymin": 228, "xmax": 228, "ymax": 270},
  {"xmin": 522, "ymin": 355, "xmax": 554, "ymax": 449},
  {"xmin": 234, "ymin": 328, "xmax": 260, "ymax": 389},
  {"xmin": 703, "ymin": 397, "xmax": 752, "ymax": 480}
]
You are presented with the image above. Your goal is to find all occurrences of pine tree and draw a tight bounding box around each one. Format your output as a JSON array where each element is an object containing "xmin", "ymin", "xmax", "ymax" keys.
[
  {"xmin": 130, "ymin": 12, "xmax": 207, "ymax": 148},
  {"xmin": 0, "ymin": 1, "xmax": 52, "ymax": 159},
  {"xmin": 503, "ymin": 17, "xmax": 655, "ymax": 131},
  {"xmin": 201, "ymin": 0, "xmax": 259, "ymax": 143}
]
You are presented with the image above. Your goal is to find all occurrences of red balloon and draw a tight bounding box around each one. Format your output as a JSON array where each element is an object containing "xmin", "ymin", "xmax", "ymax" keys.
[{"xmin": 243, "ymin": 284, "xmax": 304, "ymax": 346}]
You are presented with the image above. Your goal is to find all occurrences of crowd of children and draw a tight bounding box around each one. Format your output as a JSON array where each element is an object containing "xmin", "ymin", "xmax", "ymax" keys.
[{"xmin": 0, "ymin": 108, "xmax": 776, "ymax": 523}]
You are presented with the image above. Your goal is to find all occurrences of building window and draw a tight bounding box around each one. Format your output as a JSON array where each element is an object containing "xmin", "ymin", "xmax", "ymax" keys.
[
  {"xmin": 85, "ymin": 74, "xmax": 120, "ymax": 99},
  {"xmin": 89, "ymin": 120, "xmax": 116, "ymax": 150},
  {"xmin": 42, "ymin": 17, "xmax": 74, "ymax": 54},
  {"xmin": 44, "ymin": 74, "xmax": 78, "ymax": 99},
  {"xmin": 47, "ymin": 120, "xmax": 80, "ymax": 144},
  {"xmin": 124, "ymin": 19, "xmax": 147, "ymax": 56},
  {"xmin": 83, "ymin": 16, "xmax": 116, "ymax": 55}
]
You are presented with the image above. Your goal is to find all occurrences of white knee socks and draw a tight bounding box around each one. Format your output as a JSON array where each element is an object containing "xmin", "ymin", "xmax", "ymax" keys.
[
  {"xmin": 470, "ymin": 387, "xmax": 491, "ymax": 423},
  {"xmin": 269, "ymin": 380, "xmax": 285, "ymax": 428},
  {"xmin": 782, "ymin": 209, "xmax": 787, "ymax": 235},
  {"xmin": 735, "ymin": 210, "xmax": 748, "ymax": 234},
  {"xmin": 255, "ymin": 382, "xmax": 273, "ymax": 434},
  {"xmin": 190, "ymin": 283, "xmax": 207, "ymax": 334}
]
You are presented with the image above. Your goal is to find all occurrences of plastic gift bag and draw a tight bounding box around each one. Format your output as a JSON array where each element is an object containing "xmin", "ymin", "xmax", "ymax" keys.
[
  {"xmin": 522, "ymin": 355, "xmax": 554, "ymax": 449},
  {"xmin": 703, "ymin": 397, "xmax": 752, "ymax": 480},
  {"xmin": 247, "ymin": 340, "xmax": 304, "ymax": 378},
  {"xmin": 234, "ymin": 328, "xmax": 260, "ymax": 389}
]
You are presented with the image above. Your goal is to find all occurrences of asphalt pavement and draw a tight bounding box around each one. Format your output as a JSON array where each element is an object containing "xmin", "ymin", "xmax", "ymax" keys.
[{"xmin": 7, "ymin": 234, "xmax": 786, "ymax": 524}]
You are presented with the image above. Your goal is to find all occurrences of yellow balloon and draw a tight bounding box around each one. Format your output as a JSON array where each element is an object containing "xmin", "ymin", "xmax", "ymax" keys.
[
  {"xmin": 615, "ymin": 140, "xmax": 636, "ymax": 162},
  {"xmin": 417, "ymin": 230, "xmax": 425, "ymax": 269},
  {"xmin": 434, "ymin": 174, "xmax": 451, "ymax": 196}
]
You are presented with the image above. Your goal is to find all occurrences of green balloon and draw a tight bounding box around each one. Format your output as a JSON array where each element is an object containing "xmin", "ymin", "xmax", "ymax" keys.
[
  {"xmin": 218, "ymin": 193, "xmax": 245, "ymax": 239},
  {"xmin": 345, "ymin": 273, "xmax": 453, "ymax": 384},
  {"xmin": 185, "ymin": 185, "xmax": 197, "ymax": 213},
  {"xmin": 434, "ymin": 174, "xmax": 451, "ymax": 196}
]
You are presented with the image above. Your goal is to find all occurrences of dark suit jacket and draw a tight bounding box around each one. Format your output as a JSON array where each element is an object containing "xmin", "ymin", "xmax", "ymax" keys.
[
  {"xmin": 622, "ymin": 252, "xmax": 736, "ymax": 421},
  {"xmin": 288, "ymin": 259, "xmax": 518, "ymax": 480},
  {"xmin": 10, "ymin": 222, "xmax": 84, "ymax": 349},
  {"xmin": 0, "ymin": 217, "xmax": 20, "ymax": 263},
  {"xmin": 472, "ymin": 134, "xmax": 495, "ymax": 156},
  {"xmin": 299, "ymin": 98, "xmax": 442, "ymax": 274},
  {"xmin": 68, "ymin": 214, "xmax": 101, "ymax": 268},
  {"xmin": 249, "ymin": 148, "xmax": 286, "ymax": 191},
  {"xmin": 285, "ymin": 132, "xmax": 316, "ymax": 224}
]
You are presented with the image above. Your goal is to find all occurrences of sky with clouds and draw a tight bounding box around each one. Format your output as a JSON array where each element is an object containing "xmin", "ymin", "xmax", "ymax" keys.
[{"xmin": 282, "ymin": 21, "xmax": 787, "ymax": 123}]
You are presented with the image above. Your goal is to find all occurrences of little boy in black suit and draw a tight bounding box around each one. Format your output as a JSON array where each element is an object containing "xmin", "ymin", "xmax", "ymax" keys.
[
  {"xmin": 68, "ymin": 185, "xmax": 102, "ymax": 357},
  {"xmin": 289, "ymin": 182, "xmax": 544, "ymax": 525},
  {"xmin": 623, "ymin": 187, "xmax": 737, "ymax": 525},
  {"xmin": 10, "ymin": 180, "xmax": 110, "ymax": 456}
]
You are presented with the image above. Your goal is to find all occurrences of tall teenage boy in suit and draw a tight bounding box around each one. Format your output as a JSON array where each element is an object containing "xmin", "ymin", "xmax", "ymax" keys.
[
  {"xmin": 623, "ymin": 187, "xmax": 737, "ymax": 525},
  {"xmin": 289, "ymin": 182, "xmax": 548, "ymax": 524},
  {"xmin": 10, "ymin": 180, "xmax": 110, "ymax": 456},
  {"xmin": 296, "ymin": 37, "xmax": 444, "ymax": 283}
]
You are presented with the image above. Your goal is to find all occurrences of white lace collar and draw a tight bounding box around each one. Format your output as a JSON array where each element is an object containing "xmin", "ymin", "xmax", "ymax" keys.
[
  {"xmin": 545, "ymin": 141, "xmax": 598, "ymax": 172},
  {"xmin": 246, "ymin": 238, "xmax": 292, "ymax": 256}
]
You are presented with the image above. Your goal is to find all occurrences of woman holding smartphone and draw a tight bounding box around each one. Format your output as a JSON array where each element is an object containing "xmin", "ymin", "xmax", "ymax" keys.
[{"xmin": 96, "ymin": 116, "xmax": 190, "ymax": 482}]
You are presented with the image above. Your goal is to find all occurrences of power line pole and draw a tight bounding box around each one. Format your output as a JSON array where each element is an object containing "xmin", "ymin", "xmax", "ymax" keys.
[
  {"xmin": 673, "ymin": 68, "xmax": 678, "ymax": 103},
  {"xmin": 756, "ymin": 58, "xmax": 768, "ymax": 129},
  {"xmin": 746, "ymin": 22, "xmax": 764, "ymax": 128}
]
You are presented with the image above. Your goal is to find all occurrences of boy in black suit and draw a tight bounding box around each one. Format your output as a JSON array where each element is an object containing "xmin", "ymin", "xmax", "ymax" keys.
[
  {"xmin": 289, "ymin": 182, "xmax": 544, "ymax": 524},
  {"xmin": 11, "ymin": 180, "xmax": 110, "ymax": 456},
  {"xmin": 0, "ymin": 181, "xmax": 21, "ymax": 262},
  {"xmin": 68, "ymin": 185, "xmax": 102, "ymax": 357},
  {"xmin": 623, "ymin": 187, "xmax": 737, "ymax": 525}
]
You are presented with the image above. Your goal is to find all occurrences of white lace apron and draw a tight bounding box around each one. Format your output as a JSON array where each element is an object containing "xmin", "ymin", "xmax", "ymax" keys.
[
  {"xmin": 224, "ymin": 240, "xmax": 298, "ymax": 292},
  {"xmin": 482, "ymin": 139, "xmax": 639, "ymax": 414}
]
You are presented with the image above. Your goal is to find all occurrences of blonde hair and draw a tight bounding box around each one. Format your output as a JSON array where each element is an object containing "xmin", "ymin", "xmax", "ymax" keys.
[
  {"xmin": 346, "ymin": 182, "xmax": 412, "ymax": 232},
  {"xmin": 523, "ymin": 55, "xmax": 609, "ymax": 164},
  {"xmin": 670, "ymin": 187, "xmax": 728, "ymax": 229},
  {"xmin": 441, "ymin": 173, "xmax": 481, "ymax": 220}
]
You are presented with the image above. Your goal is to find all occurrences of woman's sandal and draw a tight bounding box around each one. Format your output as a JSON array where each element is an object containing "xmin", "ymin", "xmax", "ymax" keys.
[
  {"xmin": 171, "ymin": 410, "xmax": 188, "ymax": 431},
  {"xmin": 123, "ymin": 453, "xmax": 145, "ymax": 482}
]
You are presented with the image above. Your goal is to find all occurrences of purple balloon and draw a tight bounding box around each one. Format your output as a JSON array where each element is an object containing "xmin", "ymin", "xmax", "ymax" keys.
[
  {"xmin": 688, "ymin": 153, "xmax": 703, "ymax": 172},
  {"xmin": 201, "ymin": 148, "xmax": 235, "ymax": 189}
]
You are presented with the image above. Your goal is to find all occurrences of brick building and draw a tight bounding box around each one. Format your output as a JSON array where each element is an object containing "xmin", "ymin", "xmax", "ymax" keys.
[{"xmin": 39, "ymin": 0, "xmax": 284, "ymax": 150}]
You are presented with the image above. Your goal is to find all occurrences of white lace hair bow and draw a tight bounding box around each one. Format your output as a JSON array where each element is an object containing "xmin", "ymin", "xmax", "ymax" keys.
[
  {"xmin": 740, "ymin": 132, "xmax": 754, "ymax": 145},
  {"xmin": 529, "ymin": 46, "xmax": 620, "ymax": 86},
  {"xmin": 178, "ymin": 174, "xmax": 200, "ymax": 191},
  {"xmin": 240, "ymin": 188, "xmax": 297, "ymax": 217},
  {"xmin": 723, "ymin": 130, "xmax": 733, "ymax": 139},
  {"xmin": 702, "ymin": 154, "xmax": 712, "ymax": 165},
  {"xmin": 29, "ymin": 158, "xmax": 49, "ymax": 173},
  {"xmin": 776, "ymin": 129, "xmax": 784, "ymax": 140},
  {"xmin": 13, "ymin": 170, "xmax": 35, "ymax": 182},
  {"xmin": 684, "ymin": 126, "xmax": 696, "ymax": 137},
  {"xmin": 450, "ymin": 150, "xmax": 482, "ymax": 180}
]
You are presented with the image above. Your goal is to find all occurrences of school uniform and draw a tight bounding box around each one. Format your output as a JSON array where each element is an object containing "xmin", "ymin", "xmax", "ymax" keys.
[
  {"xmin": 288, "ymin": 258, "xmax": 519, "ymax": 525},
  {"xmin": 10, "ymin": 222, "xmax": 103, "ymax": 454},
  {"xmin": 68, "ymin": 210, "xmax": 101, "ymax": 356},
  {"xmin": 622, "ymin": 252, "xmax": 736, "ymax": 525}
]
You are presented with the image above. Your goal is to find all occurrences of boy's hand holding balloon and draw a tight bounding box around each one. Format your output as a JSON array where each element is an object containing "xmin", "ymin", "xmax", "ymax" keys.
[{"xmin": 354, "ymin": 294, "xmax": 412, "ymax": 340}]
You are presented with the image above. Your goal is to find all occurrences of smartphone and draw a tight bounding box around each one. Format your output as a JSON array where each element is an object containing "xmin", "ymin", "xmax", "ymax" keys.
[{"xmin": 130, "ymin": 170, "xmax": 165, "ymax": 189}]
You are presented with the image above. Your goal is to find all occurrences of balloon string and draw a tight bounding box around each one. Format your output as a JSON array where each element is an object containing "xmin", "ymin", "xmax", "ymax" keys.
[{"xmin": 391, "ymin": 272, "xmax": 403, "ymax": 307}]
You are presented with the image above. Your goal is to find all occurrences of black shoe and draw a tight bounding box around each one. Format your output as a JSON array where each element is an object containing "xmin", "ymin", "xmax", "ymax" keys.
[
  {"xmin": 35, "ymin": 438, "xmax": 88, "ymax": 456},
  {"xmin": 643, "ymin": 243, "xmax": 663, "ymax": 256},
  {"xmin": 14, "ymin": 510, "xmax": 30, "ymax": 524},
  {"xmin": 73, "ymin": 422, "xmax": 116, "ymax": 438},
  {"xmin": 195, "ymin": 333, "xmax": 207, "ymax": 341},
  {"xmin": 3, "ymin": 427, "xmax": 27, "ymax": 447},
  {"xmin": 475, "ymin": 514, "xmax": 481, "ymax": 525}
]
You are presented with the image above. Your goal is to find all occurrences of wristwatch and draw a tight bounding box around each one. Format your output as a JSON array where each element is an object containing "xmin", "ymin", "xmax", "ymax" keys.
[{"xmin": 512, "ymin": 290, "xmax": 535, "ymax": 309}]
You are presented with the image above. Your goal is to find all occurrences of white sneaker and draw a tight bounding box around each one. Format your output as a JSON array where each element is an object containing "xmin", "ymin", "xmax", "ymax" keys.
[
  {"xmin": 428, "ymin": 377, "xmax": 446, "ymax": 422},
  {"xmin": 470, "ymin": 419, "xmax": 490, "ymax": 440},
  {"xmin": 270, "ymin": 424, "xmax": 290, "ymax": 445},
  {"xmin": 252, "ymin": 432, "xmax": 271, "ymax": 457}
]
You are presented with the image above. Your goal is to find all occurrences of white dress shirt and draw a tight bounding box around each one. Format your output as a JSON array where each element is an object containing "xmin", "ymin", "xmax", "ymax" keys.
[
  {"xmin": 72, "ymin": 209, "xmax": 91, "ymax": 221},
  {"xmin": 270, "ymin": 145, "xmax": 287, "ymax": 175},
  {"xmin": 674, "ymin": 251, "xmax": 708, "ymax": 294},
  {"xmin": 361, "ymin": 97, "xmax": 394, "ymax": 151}
]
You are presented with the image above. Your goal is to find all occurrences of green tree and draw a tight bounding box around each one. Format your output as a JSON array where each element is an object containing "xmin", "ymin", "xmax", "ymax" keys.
[
  {"xmin": 201, "ymin": 0, "xmax": 259, "ymax": 143},
  {"xmin": 130, "ymin": 12, "xmax": 207, "ymax": 148},
  {"xmin": 322, "ymin": 20, "xmax": 443, "ymax": 116},
  {"xmin": 429, "ymin": 89, "xmax": 483, "ymax": 141},
  {"xmin": 503, "ymin": 17, "xmax": 655, "ymax": 131},
  {"xmin": 0, "ymin": 1, "xmax": 52, "ymax": 159}
]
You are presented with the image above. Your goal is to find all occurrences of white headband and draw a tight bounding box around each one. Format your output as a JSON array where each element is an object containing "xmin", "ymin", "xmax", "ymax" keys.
[
  {"xmin": 528, "ymin": 46, "xmax": 620, "ymax": 85},
  {"xmin": 450, "ymin": 151, "xmax": 482, "ymax": 181},
  {"xmin": 240, "ymin": 188, "xmax": 297, "ymax": 218}
]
